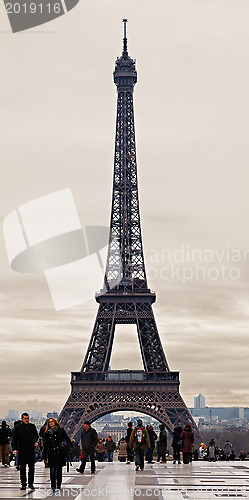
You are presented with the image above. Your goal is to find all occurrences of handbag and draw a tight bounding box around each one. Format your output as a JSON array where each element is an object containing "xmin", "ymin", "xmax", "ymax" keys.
[{"xmin": 59, "ymin": 440, "xmax": 70, "ymax": 454}]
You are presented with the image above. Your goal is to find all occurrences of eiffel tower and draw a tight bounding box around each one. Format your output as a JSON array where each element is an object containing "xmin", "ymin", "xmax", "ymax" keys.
[{"xmin": 59, "ymin": 20, "xmax": 200, "ymax": 441}]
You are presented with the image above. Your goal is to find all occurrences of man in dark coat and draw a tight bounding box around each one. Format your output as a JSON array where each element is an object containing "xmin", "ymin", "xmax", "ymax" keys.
[
  {"xmin": 76, "ymin": 421, "xmax": 98, "ymax": 474},
  {"xmin": 147, "ymin": 425, "xmax": 157, "ymax": 463},
  {"xmin": 125, "ymin": 422, "xmax": 133, "ymax": 464},
  {"xmin": 12, "ymin": 413, "xmax": 38, "ymax": 490}
]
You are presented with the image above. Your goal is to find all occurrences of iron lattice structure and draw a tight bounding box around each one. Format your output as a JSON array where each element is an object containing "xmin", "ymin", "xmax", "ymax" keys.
[{"xmin": 59, "ymin": 20, "xmax": 200, "ymax": 441}]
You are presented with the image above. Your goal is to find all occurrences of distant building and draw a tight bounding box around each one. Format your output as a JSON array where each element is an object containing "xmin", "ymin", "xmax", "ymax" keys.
[
  {"xmin": 189, "ymin": 406, "xmax": 249, "ymax": 425},
  {"xmin": 194, "ymin": 394, "xmax": 206, "ymax": 409},
  {"xmin": 47, "ymin": 412, "xmax": 59, "ymax": 420},
  {"xmin": 100, "ymin": 422, "xmax": 127, "ymax": 443},
  {"xmin": 239, "ymin": 407, "xmax": 244, "ymax": 420},
  {"xmin": 30, "ymin": 410, "xmax": 43, "ymax": 419},
  {"xmin": 8, "ymin": 410, "xmax": 19, "ymax": 420},
  {"xmin": 93, "ymin": 421, "xmax": 107, "ymax": 435}
]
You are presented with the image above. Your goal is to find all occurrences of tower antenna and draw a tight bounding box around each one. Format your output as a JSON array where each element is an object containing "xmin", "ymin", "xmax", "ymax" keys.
[{"xmin": 122, "ymin": 18, "xmax": 128, "ymax": 55}]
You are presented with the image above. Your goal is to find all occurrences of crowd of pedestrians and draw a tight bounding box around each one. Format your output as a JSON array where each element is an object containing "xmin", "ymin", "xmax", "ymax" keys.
[
  {"xmin": 196, "ymin": 438, "xmax": 244, "ymax": 462},
  {"xmin": 0, "ymin": 416, "xmax": 248, "ymax": 493}
]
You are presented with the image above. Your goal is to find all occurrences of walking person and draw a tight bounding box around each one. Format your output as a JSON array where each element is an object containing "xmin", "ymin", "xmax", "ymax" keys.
[
  {"xmin": 239, "ymin": 450, "xmax": 246, "ymax": 460},
  {"xmin": 157, "ymin": 424, "xmax": 167, "ymax": 463},
  {"xmin": 180, "ymin": 424, "xmax": 194, "ymax": 464},
  {"xmin": 118, "ymin": 438, "xmax": 127, "ymax": 462},
  {"xmin": 76, "ymin": 421, "xmax": 98, "ymax": 474},
  {"xmin": 199, "ymin": 442, "xmax": 207, "ymax": 460},
  {"xmin": 172, "ymin": 424, "xmax": 182, "ymax": 464},
  {"xmin": 12, "ymin": 413, "xmax": 38, "ymax": 491},
  {"xmin": 129, "ymin": 419, "xmax": 150, "ymax": 471},
  {"xmin": 147, "ymin": 425, "xmax": 157, "ymax": 463},
  {"xmin": 42, "ymin": 417, "xmax": 71, "ymax": 493},
  {"xmin": 0, "ymin": 421, "xmax": 11, "ymax": 467},
  {"xmin": 105, "ymin": 436, "xmax": 116, "ymax": 462},
  {"xmin": 102, "ymin": 439, "xmax": 107, "ymax": 461},
  {"xmin": 208, "ymin": 439, "xmax": 216, "ymax": 462},
  {"xmin": 39, "ymin": 419, "xmax": 49, "ymax": 468},
  {"xmin": 125, "ymin": 422, "xmax": 133, "ymax": 464},
  {"xmin": 95, "ymin": 438, "xmax": 105, "ymax": 462},
  {"xmin": 224, "ymin": 440, "xmax": 232, "ymax": 461},
  {"xmin": 12, "ymin": 420, "xmax": 21, "ymax": 470},
  {"xmin": 69, "ymin": 440, "xmax": 81, "ymax": 462}
]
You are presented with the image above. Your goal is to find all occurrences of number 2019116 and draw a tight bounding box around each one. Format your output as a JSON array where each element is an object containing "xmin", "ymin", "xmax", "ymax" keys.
[{"xmin": 5, "ymin": 3, "xmax": 62, "ymax": 14}]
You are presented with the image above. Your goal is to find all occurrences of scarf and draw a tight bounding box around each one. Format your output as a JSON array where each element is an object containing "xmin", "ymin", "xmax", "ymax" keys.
[{"xmin": 48, "ymin": 425, "xmax": 59, "ymax": 435}]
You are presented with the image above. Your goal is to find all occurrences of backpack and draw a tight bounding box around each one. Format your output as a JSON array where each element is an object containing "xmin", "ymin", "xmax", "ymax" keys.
[
  {"xmin": 135, "ymin": 426, "xmax": 145, "ymax": 446},
  {"xmin": 59, "ymin": 439, "xmax": 71, "ymax": 456}
]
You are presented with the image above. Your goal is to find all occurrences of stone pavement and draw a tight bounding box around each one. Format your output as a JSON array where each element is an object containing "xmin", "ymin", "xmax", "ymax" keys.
[{"xmin": 0, "ymin": 460, "xmax": 249, "ymax": 500}]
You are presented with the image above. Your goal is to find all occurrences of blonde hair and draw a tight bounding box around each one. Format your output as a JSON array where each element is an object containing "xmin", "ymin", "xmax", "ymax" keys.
[{"xmin": 45, "ymin": 418, "xmax": 61, "ymax": 433}]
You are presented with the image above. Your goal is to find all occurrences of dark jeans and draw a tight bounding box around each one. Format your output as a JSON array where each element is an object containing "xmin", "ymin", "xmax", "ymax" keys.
[
  {"xmin": 157, "ymin": 452, "xmax": 166, "ymax": 462},
  {"xmin": 183, "ymin": 452, "xmax": 192, "ymax": 464},
  {"xmin": 135, "ymin": 449, "xmax": 145, "ymax": 470},
  {"xmin": 50, "ymin": 467, "xmax": 62, "ymax": 489},
  {"xmin": 79, "ymin": 448, "xmax": 95, "ymax": 473},
  {"xmin": 127, "ymin": 446, "xmax": 133, "ymax": 462},
  {"xmin": 97, "ymin": 452, "xmax": 104, "ymax": 462},
  {"xmin": 107, "ymin": 451, "xmax": 113, "ymax": 462},
  {"xmin": 20, "ymin": 463, "xmax": 35, "ymax": 487},
  {"xmin": 147, "ymin": 447, "xmax": 154, "ymax": 462},
  {"xmin": 173, "ymin": 446, "xmax": 180, "ymax": 461}
]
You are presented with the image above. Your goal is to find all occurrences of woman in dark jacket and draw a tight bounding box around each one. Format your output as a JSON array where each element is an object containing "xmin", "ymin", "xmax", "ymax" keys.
[
  {"xmin": 43, "ymin": 418, "xmax": 71, "ymax": 493},
  {"xmin": 105, "ymin": 436, "xmax": 116, "ymax": 462},
  {"xmin": 172, "ymin": 425, "xmax": 182, "ymax": 464},
  {"xmin": 180, "ymin": 424, "xmax": 194, "ymax": 464},
  {"xmin": 157, "ymin": 424, "xmax": 167, "ymax": 463}
]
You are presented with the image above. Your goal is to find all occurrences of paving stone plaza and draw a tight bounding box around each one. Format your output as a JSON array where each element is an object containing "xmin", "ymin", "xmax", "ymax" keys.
[{"xmin": 1, "ymin": 461, "xmax": 249, "ymax": 500}]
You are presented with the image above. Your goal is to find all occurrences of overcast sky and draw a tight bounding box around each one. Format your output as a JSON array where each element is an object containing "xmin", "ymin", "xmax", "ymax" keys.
[{"xmin": 1, "ymin": 0, "xmax": 249, "ymax": 418}]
